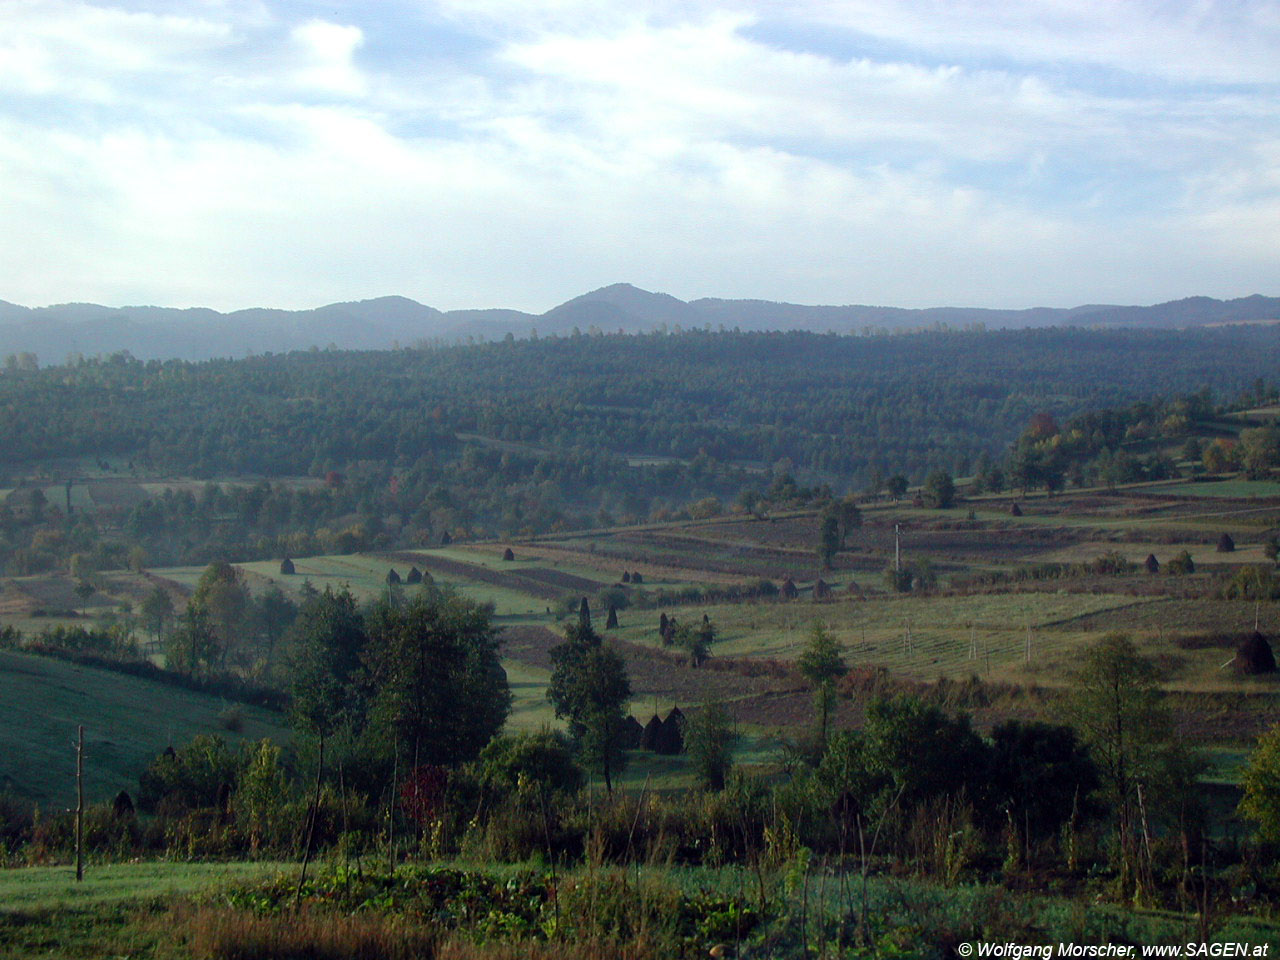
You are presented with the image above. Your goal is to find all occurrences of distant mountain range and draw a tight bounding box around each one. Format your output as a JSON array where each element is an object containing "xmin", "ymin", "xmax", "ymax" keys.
[{"xmin": 1, "ymin": 284, "xmax": 1277, "ymax": 363}]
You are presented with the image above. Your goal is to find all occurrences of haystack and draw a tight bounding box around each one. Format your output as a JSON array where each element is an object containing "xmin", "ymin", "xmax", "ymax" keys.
[
  {"xmin": 781, "ymin": 577, "xmax": 798, "ymax": 600},
  {"xmin": 641, "ymin": 714, "xmax": 663, "ymax": 750},
  {"xmin": 631, "ymin": 571, "xmax": 644, "ymax": 584},
  {"xmin": 440, "ymin": 531, "xmax": 452, "ymax": 546},
  {"xmin": 606, "ymin": 604, "xmax": 619, "ymax": 629},
  {"xmin": 813, "ymin": 578, "xmax": 832, "ymax": 600},
  {"xmin": 1010, "ymin": 503, "xmax": 1023, "ymax": 517},
  {"xmin": 279, "ymin": 557, "xmax": 295, "ymax": 575},
  {"xmin": 620, "ymin": 716, "xmax": 644, "ymax": 750},
  {"xmin": 503, "ymin": 547, "xmax": 515, "ymax": 561},
  {"xmin": 1144, "ymin": 554, "xmax": 1159, "ymax": 574},
  {"xmin": 1218, "ymin": 533, "xmax": 1236, "ymax": 553},
  {"xmin": 112, "ymin": 790, "xmax": 135, "ymax": 819},
  {"xmin": 655, "ymin": 707, "xmax": 685, "ymax": 755},
  {"xmin": 621, "ymin": 571, "xmax": 632, "ymax": 584},
  {"xmin": 1236, "ymin": 631, "xmax": 1277, "ymax": 675},
  {"xmin": 406, "ymin": 566, "xmax": 423, "ymax": 584},
  {"xmin": 386, "ymin": 568, "xmax": 401, "ymax": 585}
]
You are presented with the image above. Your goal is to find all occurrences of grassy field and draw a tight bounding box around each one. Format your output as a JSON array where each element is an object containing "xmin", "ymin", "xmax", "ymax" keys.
[
  {"xmin": 0, "ymin": 650, "xmax": 292, "ymax": 806},
  {"xmin": 0, "ymin": 861, "xmax": 287, "ymax": 913}
]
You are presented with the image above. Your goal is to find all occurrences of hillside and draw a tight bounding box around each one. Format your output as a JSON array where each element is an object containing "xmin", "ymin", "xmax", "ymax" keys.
[
  {"xmin": 0, "ymin": 650, "xmax": 291, "ymax": 806},
  {"xmin": 1, "ymin": 285, "xmax": 1276, "ymax": 361}
]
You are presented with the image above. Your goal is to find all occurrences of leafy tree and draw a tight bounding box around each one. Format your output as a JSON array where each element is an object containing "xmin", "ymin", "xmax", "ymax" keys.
[
  {"xmin": 287, "ymin": 586, "xmax": 368, "ymax": 740},
  {"xmin": 674, "ymin": 619, "xmax": 714, "ymax": 668},
  {"xmin": 190, "ymin": 562, "xmax": 250, "ymax": 669},
  {"xmin": 369, "ymin": 591, "xmax": 510, "ymax": 768},
  {"xmin": 1222, "ymin": 565, "xmax": 1279, "ymax": 601},
  {"xmin": 924, "ymin": 469, "xmax": 956, "ymax": 509},
  {"xmin": 1166, "ymin": 550, "xmax": 1195, "ymax": 575},
  {"xmin": 835, "ymin": 495, "xmax": 862, "ymax": 547},
  {"xmin": 1063, "ymin": 634, "xmax": 1192, "ymax": 902},
  {"xmin": 164, "ymin": 604, "xmax": 220, "ymax": 675},
  {"xmin": 989, "ymin": 720, "xmax": 1098, "ymax": 850},
  {"xmin": 475, "ymin": 729, "xmax": 584, "ymax": 802},
  {"xmin": 73, "ymin": 579, "xmax": 95, "ymax": 615},
  {"xmin": 685, "ymin": 701, "xmax": 737, "ymax": 791},
  {"xmin": 254, "ymin": 585, "xmax": 298, "ymax": 673},
  {"xmin": 1240, "ymin": 426, "xmax": 1280, "ymax": 479},
  {"xmin": 886, "ymin": 475, "xmax": 909, "ymax": 500},
  {"xmin": 236, "ymin": 739, "xmax": 290, "ymax": 852},
  {"xmin": 817, "ymin": 512, "xmax": 841, "ymax": 568},
  {"xmin": 1240, "ymin": 724, "xmax": 1280, "ymax": 844},
  {"xmin": 859, "ymin": 696, "xmax": 990, "ymax": 812},
  {"xmin": 546, "ymin": 619, "xmax": 631, "ymax": 792},
  {"xmin": 138, "ymin": 734, "xmax": 243, "ymax": 811},
  {"xmin": 140, "ymin": 586, "xmax": 174, "ymax": 641},
  {"xmin": 797, "ymin": 624, "xmax": 847, "ymax": 747}
]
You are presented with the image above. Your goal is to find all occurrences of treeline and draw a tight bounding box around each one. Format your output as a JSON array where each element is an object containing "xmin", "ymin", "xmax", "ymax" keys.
[{"xmin": 3, "ymin": 327, "xmax": 1280, "ymax": 571}]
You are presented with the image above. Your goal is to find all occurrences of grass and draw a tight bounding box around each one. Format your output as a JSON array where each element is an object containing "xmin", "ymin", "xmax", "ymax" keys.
[
  {"xmin": 1142, "ymin": 480, "xmax": 1280, "ymax": 498},
  {"xmin": 0, "ymin": 649, "xmax": 292, "ymax": 806},
  {"xmin": 0, "ymin": 861, "xmax": 287, "ymax": 913},
  {"xmin": 501, "ymin": 659, "xmax": 558, "ymax": 732}
]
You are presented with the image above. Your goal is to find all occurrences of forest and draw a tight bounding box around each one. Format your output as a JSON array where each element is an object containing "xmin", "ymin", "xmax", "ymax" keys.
[{"xmin": 1, "ymin": 324, "xmax": 1278, "ymax": 576}]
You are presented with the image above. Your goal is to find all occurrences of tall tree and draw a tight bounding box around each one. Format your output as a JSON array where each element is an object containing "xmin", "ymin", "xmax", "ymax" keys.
[
  {"xmin": 798, "ymin": 623, "xmax": 848, "ymax": 747},
  {"xmin": 546, "ymin": 619, "xmax": 631, "ymax": 792},
  {"xmin": 287, "ymin": 586, "xmax": 368, "ymax": 740},
  {"xmin": 817, "ymin": 511, "xmax": 841, "ymax": 568},
  {"xmin": 685, "ymin": 700, "xmax": 737, "ymax": 791},
  {"xmin": 365, "ymin": 590, "xmax": 510, "ymax": 768},
  {"xmin": 1063, "ymin": 634, "xmax": 1193, "ymax": 903}
]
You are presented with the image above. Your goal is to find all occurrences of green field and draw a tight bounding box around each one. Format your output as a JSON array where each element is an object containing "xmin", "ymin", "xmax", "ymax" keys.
[
  {"xmin": 0, "ymin": 650, "xmax": 292, "ymax": 806},
  {"xmin": 0, "ymin": 860, "xmax": 286, "ymax": 913}
]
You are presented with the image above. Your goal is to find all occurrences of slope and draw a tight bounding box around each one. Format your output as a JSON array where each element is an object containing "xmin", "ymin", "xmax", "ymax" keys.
[{"xmin": 0, "ymin": 650, "xmax": 292, "ymax": 807}]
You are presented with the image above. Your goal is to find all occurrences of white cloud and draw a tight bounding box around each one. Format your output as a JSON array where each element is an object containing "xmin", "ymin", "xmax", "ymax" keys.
[
  {"xmin": 0, "ymin": 0, "xmax": 1276, "ymax": 311},
  {"xmin": 288, "ymin": 19, "xmax": 367, "ymax": 96}
]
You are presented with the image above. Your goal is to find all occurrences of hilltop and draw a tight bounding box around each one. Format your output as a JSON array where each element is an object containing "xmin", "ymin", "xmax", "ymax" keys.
[{"xmin": 1, "ymin": 284, "xmax": 1276, "ymax": 362}]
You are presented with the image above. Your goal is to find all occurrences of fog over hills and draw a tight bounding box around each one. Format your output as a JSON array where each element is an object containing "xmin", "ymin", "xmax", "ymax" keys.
[{"xmin": 0, "ymin": 284, "xmax": 1277, "ymax": 363}]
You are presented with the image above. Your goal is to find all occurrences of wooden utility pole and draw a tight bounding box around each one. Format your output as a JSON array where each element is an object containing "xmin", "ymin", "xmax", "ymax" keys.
[
  {"xmin": 894, "ymin": 524, "xmax": 901, "ymax": 573},
  {"xmin": 75, "ymin": 725, "xmax": 84, "ymax": 883}
]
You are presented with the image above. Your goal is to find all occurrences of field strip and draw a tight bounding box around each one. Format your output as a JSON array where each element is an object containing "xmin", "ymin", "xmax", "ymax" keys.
[{"xmin": 1035, "ymin": 596, "xmax": 1172, "ymax": 629}]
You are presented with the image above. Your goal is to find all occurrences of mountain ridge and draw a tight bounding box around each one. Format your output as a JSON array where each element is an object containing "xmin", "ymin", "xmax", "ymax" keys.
[{"xmin": 1, "ymin": 283, "xmax": 1276, "ymax": 363}]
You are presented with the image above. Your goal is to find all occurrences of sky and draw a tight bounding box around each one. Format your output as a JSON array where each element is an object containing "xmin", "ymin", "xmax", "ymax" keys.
[{"xmin": 1, "ymin": 0, "xmax": 1278, "ymax": 313}]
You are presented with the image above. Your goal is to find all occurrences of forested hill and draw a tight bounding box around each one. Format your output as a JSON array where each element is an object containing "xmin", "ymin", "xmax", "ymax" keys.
[
  {"xmin": 2, "ymin": 323, "xmax": 1279, "ymax": 567},
  {"xmin": 1, "ymin": 285, "xmax": 1277, "ymax": 361},
  {"xmin": 3, "ymin": 325, "xmax": 1276, "ymax": 487}
]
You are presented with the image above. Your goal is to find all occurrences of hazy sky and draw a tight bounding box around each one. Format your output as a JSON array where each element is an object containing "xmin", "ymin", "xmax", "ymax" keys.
[{"xmin": 2, "ymin": 1, "xmax": 1278, "ymax": 312}]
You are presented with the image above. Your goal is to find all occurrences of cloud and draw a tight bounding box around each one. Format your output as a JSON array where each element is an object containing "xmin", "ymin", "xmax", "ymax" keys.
[{"xmin": 0, "ymin": 0, "xmax": 1276, "ymax": 311}]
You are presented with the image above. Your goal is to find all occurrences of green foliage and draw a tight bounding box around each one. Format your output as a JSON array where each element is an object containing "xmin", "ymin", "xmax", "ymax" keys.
[
  {"xmin": 140, "ymin": 585, "xmax": 174, "ymax": 639},
  {"xmin": 816, "ymin": 512, "xmax": 840, "ymax": 568},
  {"xmin": 859, "ymin": 696, "xmax": 990, "ymax": 812},
  {"xmin": 1166, "ymin": 550, "xmax": 1195, "ymax": 575},
  {"xmin": 365, "ymin": 590, "xmax": 511, "ymax": 767},
  {"xmin": 546, "ymin": 621, "xmax": 631, "ymax": 792},
  {"xmin": 1240, "ymin": 724, "xmax": 1280, "ymax": 844},
  {"xmin": 1222, "ymin": 564, "xmax": 1280, "ymax": 601},
  {"xmin": 138, "ymin": 734, "xmax": 243, "ymax": 812},
  {"xmin": 924, "ymin": 469, "xmax": 956, "ymax": 509},
  {"xmin": 684, "ymin": 701, "xmax": 737, "ymax": 791},
  {"xmin": 796, "ymin": 624, "xmax": 847, "ymax": 746},
  {"xmin": 989, "ymin": 720, "xmax": 1098, "ymax": 845},
  {"xmin": 475, "ymin": 730, "xmax": 584, "ymax": 802},
  {"xmin": 286, "ymin": 586, "xmax": 367, "ymax": 738}
]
